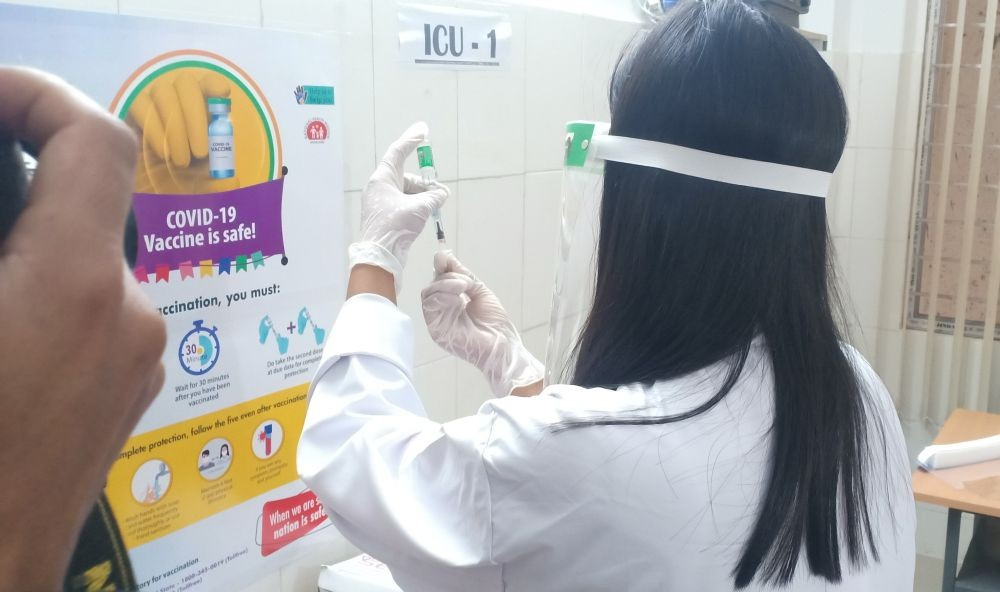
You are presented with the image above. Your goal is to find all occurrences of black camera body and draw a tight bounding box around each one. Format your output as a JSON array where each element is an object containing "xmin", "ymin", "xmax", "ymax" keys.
[{"xmin": 0, "ymin": 134, "xmax": 138, "ymax": 265}]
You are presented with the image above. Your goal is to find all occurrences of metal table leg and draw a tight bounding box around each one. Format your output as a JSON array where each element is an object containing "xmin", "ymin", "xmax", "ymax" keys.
[{"xmin": 942, "ymin": 508, "xmax": 961, "ymax": 592}]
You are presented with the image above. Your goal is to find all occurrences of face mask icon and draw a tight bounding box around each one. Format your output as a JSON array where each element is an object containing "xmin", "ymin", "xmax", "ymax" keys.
[
  {"xmin": 296, "ymin": 307, "xmax": 326, "ymax": 345},
  {"xmin": 258, "ymin": 315, "xmax": 289, "ymax": 355}
]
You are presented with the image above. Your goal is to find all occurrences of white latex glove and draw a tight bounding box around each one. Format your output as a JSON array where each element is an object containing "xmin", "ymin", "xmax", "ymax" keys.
[
  {"xmin": 422, "ymin": 251, "xmax": 545, "ymax": 397},
  {"xmin": 349, "ymin": 122, "xmax": 449, "ymax": 291}
]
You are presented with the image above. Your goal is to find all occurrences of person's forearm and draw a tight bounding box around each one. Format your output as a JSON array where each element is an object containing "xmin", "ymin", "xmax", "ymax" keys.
[
  {"xmin": 347, "ymin": 264, "xmax": 396, "ymax": 304},
  {"xmin": 512, "ymin": 380, "xmax": 544, "ymax": 397}
]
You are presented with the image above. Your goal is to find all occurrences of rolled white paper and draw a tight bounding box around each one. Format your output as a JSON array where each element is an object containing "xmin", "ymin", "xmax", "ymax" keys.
[{"xmin": 918, "ymin": 434, "xmax": 1000, "ymax": 470}]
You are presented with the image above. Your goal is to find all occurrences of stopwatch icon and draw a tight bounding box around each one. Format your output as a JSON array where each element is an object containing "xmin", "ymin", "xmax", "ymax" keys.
[{"xmin": 178, "ymin": 320, "xmax": 221, "ymax": 376}]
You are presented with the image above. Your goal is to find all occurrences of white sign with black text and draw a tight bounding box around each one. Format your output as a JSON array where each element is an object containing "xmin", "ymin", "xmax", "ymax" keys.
[{"xmin": 398, "ymin": 3, "xmax": 512, "ymax": 70}]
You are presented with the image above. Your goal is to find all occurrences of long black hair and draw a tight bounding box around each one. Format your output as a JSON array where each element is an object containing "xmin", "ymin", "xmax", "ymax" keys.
[{"xmin": 570, "ymin": 0, "xmax": 880, "ymax": 587}]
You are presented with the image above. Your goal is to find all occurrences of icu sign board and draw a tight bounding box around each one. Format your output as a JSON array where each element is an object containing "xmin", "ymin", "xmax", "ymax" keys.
[{"xmin": 398, "ymin": 3, "xmax": 512, "ymax": 70}]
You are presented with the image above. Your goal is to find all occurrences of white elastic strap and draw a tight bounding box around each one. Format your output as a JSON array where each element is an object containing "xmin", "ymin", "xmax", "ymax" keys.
[{"xmin": 591, "ymin": 135, "xmax": 832, "ymax": 198}]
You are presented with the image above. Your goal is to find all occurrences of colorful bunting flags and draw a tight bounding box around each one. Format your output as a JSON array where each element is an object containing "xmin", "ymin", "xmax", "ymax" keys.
[
  {"xmin": 140, "ymin": 253, "xmax": 278, "ymax": 283},
  {"xmin": 155, "ymin": 264, "xmax": 170, "ymax": 283}
]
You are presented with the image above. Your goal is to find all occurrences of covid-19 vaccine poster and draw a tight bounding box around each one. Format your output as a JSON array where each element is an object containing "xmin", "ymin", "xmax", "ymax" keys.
[{"xmin": 0, "ymin": 4, "xmax": 345, "ymax": 590}]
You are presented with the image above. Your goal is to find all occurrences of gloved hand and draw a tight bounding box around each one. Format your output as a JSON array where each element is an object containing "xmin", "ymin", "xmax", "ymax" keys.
[
  {"xmin": 127, "ymin": 71, "xmax": 241, "ymax": 194},
  {"xmin": 129, "ymin": 71, "xmax": 231, "ymax": 167},
  {"xmin": 350, "ymin": 122, "xmax": 449, "ymax": 291},
  {"xmin": 422, "ymin": 251, "xmax": 545, "ymax": 397}
]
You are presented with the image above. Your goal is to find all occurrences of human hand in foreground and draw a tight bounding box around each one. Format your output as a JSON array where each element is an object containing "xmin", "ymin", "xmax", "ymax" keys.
[{"xmin": 0, "ymin": 67, "xmax": 166, "ymax": 590}]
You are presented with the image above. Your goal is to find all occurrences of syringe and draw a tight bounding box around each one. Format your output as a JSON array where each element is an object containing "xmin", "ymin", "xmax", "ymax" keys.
[{"xmin": 416, "ymin": 142, "xmax": 447, "ymax": 248}]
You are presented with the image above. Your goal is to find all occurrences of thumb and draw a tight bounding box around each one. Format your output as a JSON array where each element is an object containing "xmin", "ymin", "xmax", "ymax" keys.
[
  {"xmin": 372, "ymin": 122, "xmax": 428, "ymax": 187},
  {"xmin": 433, "ymin": 249, "xmax": 475, "ymax": 278},
  {"xmin": 422, "ymin": 272, "xmax": 473, "ymax": 300}
]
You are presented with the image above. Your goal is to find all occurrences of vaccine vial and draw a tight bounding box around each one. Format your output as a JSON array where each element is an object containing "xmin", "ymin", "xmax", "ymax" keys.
[
  {"xmin": 207, "ymin": 98, "xmax": 235, "ymax": 179},
  {"xmin": 416, "ymin": 142, "xmax": 446, "ymax": 245},
  {"xmin": 417, "ymin": 144, "xmax": 437, "ymax": 184}
]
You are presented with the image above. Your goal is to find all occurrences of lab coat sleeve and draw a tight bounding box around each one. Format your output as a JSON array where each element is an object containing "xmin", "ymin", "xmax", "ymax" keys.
[{"xmin": 297, "ymin": 293, "xmax": 497, "ymax": 569}]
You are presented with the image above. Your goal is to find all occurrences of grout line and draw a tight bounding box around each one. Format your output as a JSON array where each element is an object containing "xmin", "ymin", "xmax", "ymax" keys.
[
  {"xmin": 368, "ymin": 0, "xmax": 377, "ymax": 174},
  {"xmin": 439, "ymin": 169, "xmax": 560, "ymax": 185}
]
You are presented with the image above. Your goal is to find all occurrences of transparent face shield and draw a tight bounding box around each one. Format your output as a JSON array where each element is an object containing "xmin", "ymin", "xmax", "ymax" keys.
[{"xmin": 544, "ymin": 121, "xmax": 834, "ymax": 385}]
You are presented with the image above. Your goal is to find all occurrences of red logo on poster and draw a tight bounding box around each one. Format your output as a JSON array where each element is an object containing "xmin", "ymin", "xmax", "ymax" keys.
[
  {"xmin": 260, "ymin": 490, "xmax": 329, "ymax": 556},
  {"xmin": 305, "ymin": 118, "xmax": 329, "ymax": 143}
]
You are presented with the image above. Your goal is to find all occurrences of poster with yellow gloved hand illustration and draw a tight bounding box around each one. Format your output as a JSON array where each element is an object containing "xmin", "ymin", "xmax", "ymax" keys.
[{"xmin": 0, "ymin": 5, "xmax": 345, "ymax": 591}]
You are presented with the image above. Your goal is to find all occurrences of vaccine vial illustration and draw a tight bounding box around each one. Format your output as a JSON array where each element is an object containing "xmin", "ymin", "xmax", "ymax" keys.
[{"xmin": 207, "ymin": 97, "xmax": 235, "ymax": 179}]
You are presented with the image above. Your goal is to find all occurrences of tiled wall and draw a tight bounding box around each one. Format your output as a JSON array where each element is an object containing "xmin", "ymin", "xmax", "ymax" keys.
[{"xmin": 2, "ymin": 0, "xmax": 642, "ymax": 589}]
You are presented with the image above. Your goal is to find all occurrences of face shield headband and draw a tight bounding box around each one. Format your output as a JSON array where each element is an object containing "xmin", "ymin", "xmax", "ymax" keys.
[
  {"xmin": 545, "ymin": 122, "xmax": 832, "ymax": 384},
  {"xmin": 566, "ymin": 121, "xmax": 833, "ymax": 198}
]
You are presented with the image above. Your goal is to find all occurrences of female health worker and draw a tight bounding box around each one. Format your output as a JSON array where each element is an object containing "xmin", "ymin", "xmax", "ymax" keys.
[{"xmin": 297, "ymin": 1, "xmax": 915, "ymax": 590}]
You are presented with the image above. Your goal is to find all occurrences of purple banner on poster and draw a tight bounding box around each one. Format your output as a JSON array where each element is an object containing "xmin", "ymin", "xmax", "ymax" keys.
[{"xmin": 132, "ymin": 179, "xmax": 285, "ymax": 272}]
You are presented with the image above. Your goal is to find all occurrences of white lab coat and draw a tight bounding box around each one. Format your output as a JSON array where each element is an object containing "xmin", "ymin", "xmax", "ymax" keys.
[{"xmin": 298, "ymin": 294, "xmax": 915, "ymax": 591}]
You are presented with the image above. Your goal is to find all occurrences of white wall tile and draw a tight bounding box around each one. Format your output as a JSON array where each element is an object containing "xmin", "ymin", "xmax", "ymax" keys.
[
  {"xmin": 854, "ymin": 54, "xmax": 902, "ymax": 149},
  {"xmin": 798, "ymin": 0, "xmax": 835, "ymax": 45},
  {"xmin": 886, "ymin": 149, "xmax": 916, "ymax": 243},
  {"xmin": 860, "ymin": 0, "xmax": 907, "ymax": 55},
  {"xmin": 521, "ymin": 324, "xmax": 549, "ymax": 367},
  {"xmin": 851, "ymin": 148, "xmax": 893, "ymax": 239},
  {"xmin": 413, "ymin": 357, "xmax": 459, "ymax": 422},
  {"xmin": 893, "ymin": 53, "xmax": 923, "ymax": 152},
  {"xmin": 855, "ymin": 325, "xmax": 879, "ymax": 360},
  {"xmin": 456, "ymin": 8, "xmax": 526, "ymax": 178},
  {"xmin": 878, "ymin": 239, "xmax": 908, "ymax": 330},
  {"xmin": 848, "ymin": 237, "xmax": 885, "ymax": 328},
  {"xmin": 522, "ymin": 171, "xmax": 561, "ymax": 330},
  {"xmin": 837, "ymin": 53, "xmax": 864, "ymax": 147},
  {"xmin": 829, "ymin": 147, "xmax": 856, "ymax": 238},
  {"xmin": 832, "ymin": 1, "xmax": 864, "ymax": 53},
  {"xmin": 875, "ymin": 328, "xmax": 904, "ymax": 401},
  {"xmin": 398, "ymin": 195, "xmax": 460, "ymax": 367},
  {"xmin": 2, "ymin": 0, "xmax": 115, "ymax": 12},
  {"xmin": 525, "ymin": 8, "xmax": 584, "ymax": 173},
  {"xmin": 494, "ymin": 0, "xmax": 641, "ymax": 22},
  {"xmin": 262, "ymin": 0, "xmax": 337, "ymax": 32},
  {"xmin": 371, "ymin": 0, "xmax": 459, "ymax": 181},
  {"xmin": 832, "ymin": 236, "xmax": 853, "ymax": 308},
  {"xmin": 581, "ymin": 15, "xmax": 640, "ymax": 122},
  {"xmin": 455, "ymin": 360, "xmax": 493, "ymax": 417},
  {"xmin": 119, "ymin": 0, "xmax": 261, "ymax": 26},
  {"xmin": 905, "ymin": 1, "xmax": 930, "ymax": 54},
  {"xmin": 455, "ymin": 175, "xmax": 525, "ymax": 327}
]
